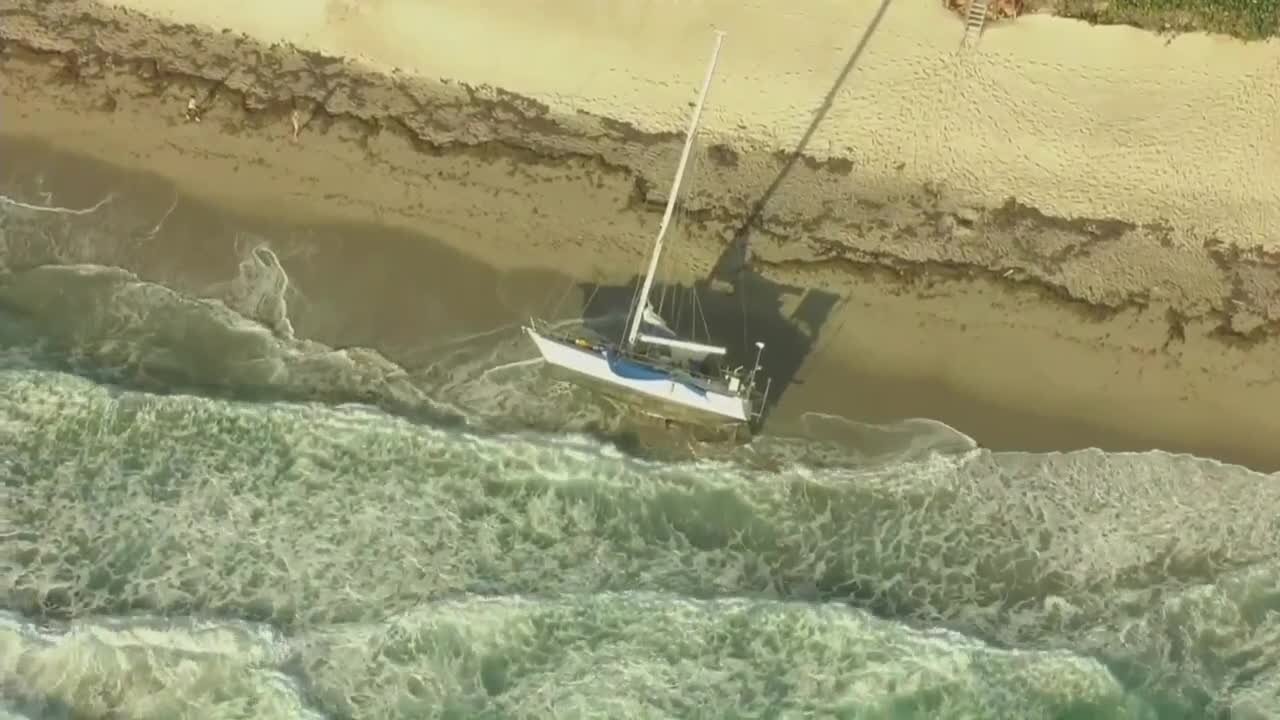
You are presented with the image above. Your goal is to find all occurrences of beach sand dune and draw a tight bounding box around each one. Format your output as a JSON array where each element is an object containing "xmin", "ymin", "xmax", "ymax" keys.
[{"xmin": 3, "ymin": 0, "xmax": 1280, "ymax": 467}]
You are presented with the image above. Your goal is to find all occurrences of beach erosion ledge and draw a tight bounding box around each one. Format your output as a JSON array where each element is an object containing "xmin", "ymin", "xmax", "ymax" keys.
[{"xmin": 3, "ymin": 0, "xmax": 1280, "ymax": 468}]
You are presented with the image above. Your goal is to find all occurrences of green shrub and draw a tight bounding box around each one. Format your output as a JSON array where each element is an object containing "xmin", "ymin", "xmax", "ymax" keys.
[{"xmin": 1038, "ymin": 0, "xmax": 1280, "ymax": 39}]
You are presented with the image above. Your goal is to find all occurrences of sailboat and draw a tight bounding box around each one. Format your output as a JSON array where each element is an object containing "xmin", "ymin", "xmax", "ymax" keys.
[{"xmin": 522, "ymin": 30, "xmax": 771, "ymax": 429}]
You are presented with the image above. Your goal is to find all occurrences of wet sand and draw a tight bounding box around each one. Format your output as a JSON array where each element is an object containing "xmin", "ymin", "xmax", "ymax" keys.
[
  {"xmin": 0, "ymin": 137, "xmax": 557, "ymax": 363},
  {"xmin": 2, "ymin": 137, "xmax": 1272, "ymax": 469},
  {"xmin": 4, "ymin": 0, "xmax": 1280, "ymax": 469}
]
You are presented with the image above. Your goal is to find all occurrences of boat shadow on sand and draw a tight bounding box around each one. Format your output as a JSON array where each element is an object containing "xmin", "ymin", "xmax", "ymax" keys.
[{"xmin": 570, "ymin": 247, "xmax": 842, "ymax": 436}]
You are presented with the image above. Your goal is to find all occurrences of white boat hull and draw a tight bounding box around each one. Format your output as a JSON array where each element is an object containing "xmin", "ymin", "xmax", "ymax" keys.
[{"xmin": 525, "ymin": 327, "xmax": 751, "ymax": 424}]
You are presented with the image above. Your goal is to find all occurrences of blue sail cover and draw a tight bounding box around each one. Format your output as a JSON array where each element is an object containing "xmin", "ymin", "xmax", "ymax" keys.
[{"xmin": 607, "ymin": 354, "xmax": 708, "ymax": 397}]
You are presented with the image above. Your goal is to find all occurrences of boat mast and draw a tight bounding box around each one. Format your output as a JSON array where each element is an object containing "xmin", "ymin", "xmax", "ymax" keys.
[{"xmin": 624, "ymin": 30, "xmax": 726, "ymax": 349}]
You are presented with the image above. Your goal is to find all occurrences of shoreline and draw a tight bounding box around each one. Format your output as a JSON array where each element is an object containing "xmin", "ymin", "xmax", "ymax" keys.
[
  {"xmin": 5, "ymin": 135, "xmax": 1278, "ymax": 470},
  {"xmin": 4, "ymin": 0, "xmax": 1280, "ymax": 469}
]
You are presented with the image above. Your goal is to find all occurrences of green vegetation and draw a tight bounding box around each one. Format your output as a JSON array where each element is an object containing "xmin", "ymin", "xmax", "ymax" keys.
[{"xmin": 1032, "ymin": 0, "xmax": 1280, "ymax": 40}]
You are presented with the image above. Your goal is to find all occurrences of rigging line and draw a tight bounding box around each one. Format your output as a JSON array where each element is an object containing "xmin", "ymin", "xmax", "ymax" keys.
[
  {"xmin": 688, "ymin": 284, "xmax": 703, "ymax": 343},
  {"xmin": 547, "ymin": 266, "xmax": 578, "ymax": 322},
  {"xmin": 481, "ymin": 358, "xmax": 543, "ymax": 379},
  {"xmin": 681, "ymin": 174, "xmax": 696, "ymax": 328},
  {"xmin": 666, "ymin": 191, "xmax": 682, "ymax": 335},
  {"xmin": 657, "ymin": 215, "xmax": 672, "ymax": 320},
  {"xmin": 685, "ymin": 136, "xmax": 713, "ymax": 344},
  {"xmin": 624, "ymin": 244, "xmax": 647, "ymax": 340},
  {"xmin": 683, "ymin": 140, "xmax": 696, "ymax": 340},
  {"xmin": 666, "ymin": 136, "xmax": 689, "ymax": 337},
  {"xmin": 537, "ymin": 273, "xmax": 561, "ymax": 319},
  {"xmin": 670, "ymin": 129, "xmax": 697, "ymax": 326},
  {"xmin": 670, "ymin": 202, "xmax": 691, "ymax": 333},
  {"xmin": 582, "ymin": 278, "xmax": 602, "ymax": 319},
  {"xmin": 531, "ymin": 54, "xmax": 607, "ymax": 325},
  {"xmin": 696, "ymin": 282, "xmax": 713, "ymax": 344}
]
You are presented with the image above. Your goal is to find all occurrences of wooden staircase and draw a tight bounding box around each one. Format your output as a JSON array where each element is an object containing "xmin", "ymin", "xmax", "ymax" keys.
[{"xmin": 961, "ymin": 0, "xmax": 990, "ymax": 49}]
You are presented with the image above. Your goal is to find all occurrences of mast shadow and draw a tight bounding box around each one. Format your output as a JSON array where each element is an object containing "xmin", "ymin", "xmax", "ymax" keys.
[
  {"xmin": 714, "ymin": 0, "xmax": 894, "ymax": 278},
  {"xmin": 567, "ymin": 1, "xmax": 893, "ymax": 424}
]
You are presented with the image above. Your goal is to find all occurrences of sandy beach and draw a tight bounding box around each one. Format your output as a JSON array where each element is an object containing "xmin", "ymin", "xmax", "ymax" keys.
[{"xmin": 4, "ymin": 0, "xmax": 1280, "ymax": 468}]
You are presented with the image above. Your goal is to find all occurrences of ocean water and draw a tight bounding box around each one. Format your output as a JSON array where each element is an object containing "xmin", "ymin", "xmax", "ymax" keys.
[{"xmin": 1, "ymin": 154, "xmax": 1279, "ymax": 720}]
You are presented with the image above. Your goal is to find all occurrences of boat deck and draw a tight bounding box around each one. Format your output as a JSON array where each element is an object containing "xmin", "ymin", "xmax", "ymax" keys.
[{"xmin": 528, "ymin": 320, "xmax": 768, "ymax": 422}]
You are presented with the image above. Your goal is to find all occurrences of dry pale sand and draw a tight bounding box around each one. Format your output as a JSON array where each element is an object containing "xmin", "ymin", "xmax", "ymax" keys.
[
  {"xmin": 3, "ymin": 0, "xmax": 1280, "ymax": 467},
  {"xmin": 104, "ymin": 0, "xmax": 1280, "ymax": 242}
]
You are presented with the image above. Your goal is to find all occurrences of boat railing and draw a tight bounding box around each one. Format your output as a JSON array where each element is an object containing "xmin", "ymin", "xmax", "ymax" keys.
[{"xmin": 750, "ymin": 376, "xmax": 772, "ymax": 423}]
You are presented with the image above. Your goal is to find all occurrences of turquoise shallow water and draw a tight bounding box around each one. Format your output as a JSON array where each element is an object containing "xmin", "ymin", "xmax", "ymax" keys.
[{"xmin": 1, "ymin": 152, "xmax": 1279, "ymax": 719}]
